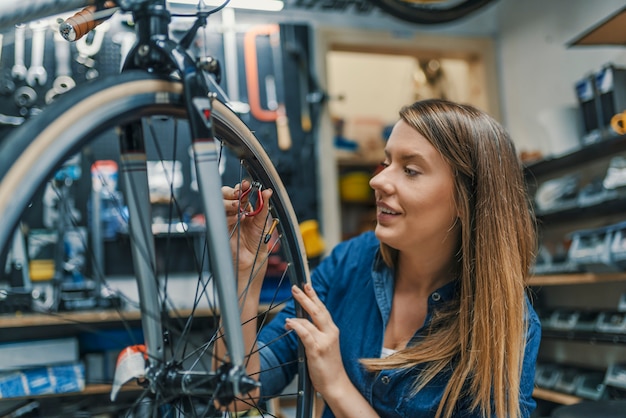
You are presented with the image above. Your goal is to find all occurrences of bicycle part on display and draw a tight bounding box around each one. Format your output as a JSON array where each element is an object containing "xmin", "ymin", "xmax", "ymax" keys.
[
  {"xmin": 0, "ymin": 1, "xmax": 313, "ymax": 417},
  {"xmin": 369, "ymin": 0, "xmax": 497, "ymax": 24},
  {"xmin": 11, "ymin": 24, "xmax": 27, "ymax": 80},
  {"xmin": 75, "ymin": 19, "xmax": 111, "ymax": 79},
  {"xmin": 0, "ymin": 113, "xmax": 25, "ymax": 126},
  {"xmin": 26, "ymin": 20, "xmax": 48, "ymax": 87},
  {"xmin": 46, "ymin": 19, "xmax": 77, "ymax": 103},
  {"xmin": 14, "ymin": 85, "xmax": 38, "ymax": 108}
]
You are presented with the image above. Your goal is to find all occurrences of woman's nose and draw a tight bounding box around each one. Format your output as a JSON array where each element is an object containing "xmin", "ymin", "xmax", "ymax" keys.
[{"xmin": 370, "ymin": 168, "xmax": 391, "ymax": 194}]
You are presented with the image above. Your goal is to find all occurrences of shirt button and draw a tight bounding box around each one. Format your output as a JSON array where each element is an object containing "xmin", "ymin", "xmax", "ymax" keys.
[
  {"xmin": 431, "ymin": 292, "xmax": 441, "ymax": 301},
  {"xmin": 381, "ymin": 375, "xmax": 391, "ymax": 384}
]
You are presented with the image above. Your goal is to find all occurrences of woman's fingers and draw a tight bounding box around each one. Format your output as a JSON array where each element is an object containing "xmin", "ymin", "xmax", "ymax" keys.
[
  {"xmin": 285, "ymin": 317, "xmax": 319, "ymax": 346},
  {"xmin": 286, "ymin": 285, "xmax": 341, "ymax": 370},
  {"xmin": 291, "ymin": 284, "xmax": 334, "ymax": 331},
  {"xmin": 222, "ymin": 183, "xmax": 243, "ymax": 217}
]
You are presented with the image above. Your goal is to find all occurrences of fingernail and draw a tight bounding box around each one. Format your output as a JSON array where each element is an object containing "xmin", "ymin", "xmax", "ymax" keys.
[{"xmin": 292, "ymin": 285, "xmax": 301, "ymax": 294}]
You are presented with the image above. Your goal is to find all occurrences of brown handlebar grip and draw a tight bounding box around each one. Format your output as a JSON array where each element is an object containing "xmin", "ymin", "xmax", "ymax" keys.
[{"xmin": 60, "ymin": 1, "xmax": 117, "ymax": 42}]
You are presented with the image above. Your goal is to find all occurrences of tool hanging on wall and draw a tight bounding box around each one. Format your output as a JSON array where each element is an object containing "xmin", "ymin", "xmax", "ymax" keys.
[
  {"xmin": 284, "ymin": 25, "xmax": 312, "ymax": 133},
  {"xmin": 46, "ymin": 19, "xmax": 77, "ymax": 104},
  {"xmin": 75, "ymin": 19, "xmax": 110, "ymax": 80},
  {"xmin": 244, "ymin": 24, "xmax": 292, "ymax": 151}
]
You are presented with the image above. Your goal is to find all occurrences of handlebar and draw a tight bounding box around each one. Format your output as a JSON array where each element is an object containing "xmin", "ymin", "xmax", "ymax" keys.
[{"xmin": 60, "ymin": 1, "xmax": 118, "ymax": 41}]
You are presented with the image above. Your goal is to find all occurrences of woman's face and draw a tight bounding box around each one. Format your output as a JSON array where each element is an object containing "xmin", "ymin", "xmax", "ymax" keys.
[{"xmin": 369, "ymin": 119, "xmax": 459, "ymax": 255}]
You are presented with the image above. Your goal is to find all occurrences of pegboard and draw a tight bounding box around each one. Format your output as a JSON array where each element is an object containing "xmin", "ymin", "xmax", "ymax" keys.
[{"xmin": 0, "ymin": 15, "xmax": 321, "ymax": 228}]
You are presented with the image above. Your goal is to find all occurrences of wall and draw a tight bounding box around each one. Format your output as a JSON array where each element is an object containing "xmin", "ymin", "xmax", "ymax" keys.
[
  {"xmin": 234, "ymin": 4, "xmax": 503, "ymax": 249},
  {"xmin": 495, "ymin": 0, "xmax": 626, "ymax": 158},
  {"xmin": 232, "ymin": 1, "xmax": 626, "ymax": 250},
  {"xmin": 312, "ymin": 25, "xmax": 500, "ymax": 249},
  {"xmin": 326, "ymin": 52, "xmax": 474, "ymax": 124}
]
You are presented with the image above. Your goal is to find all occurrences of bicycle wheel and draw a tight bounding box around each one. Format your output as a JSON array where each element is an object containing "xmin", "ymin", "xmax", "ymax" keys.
[
  {"xmin": 369, "ymin": 0, "xmax": 497, "ymax": 24},
  {"xmin": 0, "ymin": 71, "xmax": 313, "ymax": 418}
]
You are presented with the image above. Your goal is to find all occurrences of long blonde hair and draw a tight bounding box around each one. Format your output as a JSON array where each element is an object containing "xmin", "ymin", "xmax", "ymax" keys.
[{"xmin": 362, "ymin": 99, "xmax": 537, "ymax": 418}]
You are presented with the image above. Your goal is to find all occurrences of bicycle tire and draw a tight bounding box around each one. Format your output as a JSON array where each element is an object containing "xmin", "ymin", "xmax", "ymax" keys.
[
  {"xmin": 0, "ymin": 71, "xmax": 314, "ymax": 418},
  {"xmin": 369, "ymin": 0, "xmax": 496, "ymax": 24}
]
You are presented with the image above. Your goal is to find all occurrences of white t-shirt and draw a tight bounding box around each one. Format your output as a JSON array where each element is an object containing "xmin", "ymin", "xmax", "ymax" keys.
[{"xmin": 381, "ymin": 347, "xmax": 397, "ymax": 358}]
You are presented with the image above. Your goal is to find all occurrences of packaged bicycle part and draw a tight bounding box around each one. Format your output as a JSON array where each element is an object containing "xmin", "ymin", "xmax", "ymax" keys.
[
  {"xmin": 572, "ymin": 310, "xmax": 600, "ymax": 332},
  {"xmin": 595, "ymin": 311, "xmax": 626, "ymax": 334},
  {"xmin": 534, "ymin": 174, "xmax": 581, "ymax": 214},
  {"xmin": 568, "ymin": 225, "xmax": 619, "ymax": 273},
  {"xmin": 0, "ymin": 363, "xmax": 84, "ymax": 399},
  {"xmin": 605, "ymin": 363, "xmax": 626, "ymax": 390},
  {"xmin": 603, "ymin": 156, "xmax": 626, "ymax": 190},
  {"xmin": 577, "ymin": 176, "xmax": 618, "ymax": 207},
  {"xmin": 609, "ymin": 221, "xmax": 626, "ymax": 270},
  {"xmin": 554, "ymin": 367, "xmax": 585, "ymax": 394},
  {"xmin": 575, "ymin": 371, "xmax": 608, "ymax": 401},
  {"xmin": 532, "ymin": 243, "xmax": 582, "ymax": 275},
  {"xmin": 535, "ymin": 363, "xmax": 562, "ymax": 389},
  {"xmin": 549, "ymin": 309, "xmax": 581, "ymax": 331}
]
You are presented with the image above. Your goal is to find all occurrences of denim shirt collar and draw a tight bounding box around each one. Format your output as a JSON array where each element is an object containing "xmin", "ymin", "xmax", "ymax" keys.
[{"xmin": 371, "ymin": 250, "xmax": 459, "ymax": 335}]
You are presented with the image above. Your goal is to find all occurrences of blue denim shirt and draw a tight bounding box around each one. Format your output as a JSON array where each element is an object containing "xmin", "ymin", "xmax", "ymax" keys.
[{"xmin": 258, "ymin": 231, "xmax": 541, "ymax": 418}]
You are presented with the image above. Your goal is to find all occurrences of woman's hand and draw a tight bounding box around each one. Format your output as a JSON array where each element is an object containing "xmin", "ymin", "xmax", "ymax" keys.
[
  {"xmin": 285, "ymin": 283, "xmax": 346, "ymax": 394},
  {"xmin": 286, "ymin": 284, "xmax": 380, "ymax": 418},
  {"xmin": 217, "ymin": 180, "xmax": 274, "ymax": 409},
  {"xmin": 222, "ymin": 180, "xmax": 273, "ymax": 274}
]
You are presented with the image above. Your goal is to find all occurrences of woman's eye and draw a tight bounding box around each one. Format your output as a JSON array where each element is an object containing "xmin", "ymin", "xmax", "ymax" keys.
[{"xmin": 404, "ymin": 167, "xmax": 419, "ymax": 176}]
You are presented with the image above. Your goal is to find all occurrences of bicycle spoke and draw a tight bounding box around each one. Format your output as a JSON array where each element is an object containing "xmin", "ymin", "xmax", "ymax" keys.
[{"xmin": 0, "ymin": 72, "xmax": 312, "ymax": 417}]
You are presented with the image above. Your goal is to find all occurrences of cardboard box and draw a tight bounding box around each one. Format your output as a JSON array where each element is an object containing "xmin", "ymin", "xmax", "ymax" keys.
[{"xmin": 0, "ymin": 363, "xmax": 85, "ymax": 399}]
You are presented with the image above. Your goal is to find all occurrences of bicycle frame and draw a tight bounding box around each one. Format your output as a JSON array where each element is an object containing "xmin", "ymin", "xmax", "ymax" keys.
[
  {"xmin": 0, "ymin": 0, "xmax": 283, "ymax": 408},
  {"xmin": 111, "ymin": 0, "xmax": 256, "ymax": 400}
]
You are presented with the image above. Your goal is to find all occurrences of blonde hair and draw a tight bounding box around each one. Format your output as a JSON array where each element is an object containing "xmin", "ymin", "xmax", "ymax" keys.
[{"xmin": 362, "ymin": 99, "xmax": 536, "ymax": 418}]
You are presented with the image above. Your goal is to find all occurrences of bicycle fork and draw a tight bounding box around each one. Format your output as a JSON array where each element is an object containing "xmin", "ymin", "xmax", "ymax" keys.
[
  {"xmin": 115, "ymin": 75, "xmax": 257, "ymax": 406},
  {"xmin": 184, "ymin": 69, "xmax": 258, "ymax": 393}
]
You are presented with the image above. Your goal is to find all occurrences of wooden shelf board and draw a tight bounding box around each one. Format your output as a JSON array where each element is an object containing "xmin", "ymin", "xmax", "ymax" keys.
[
  {"xmin": 533, "ymin": 387, "xmax": 582, "ymax": 405},
  {"xmin": 524, "ymin": 134, "xmax": 626, "ymax": 177},
  {"xmin": 568, "ymin": 6, "xmax": 626, "ymax": 47},
  {"xmin": 0, "ymin": 304, "xmax": 278, "ymax": 329},
  {"xmin": 3, "ymin": 382, "xmax": 143, "ymax": 401},
  {"xmin": 529, "ymin": 272, "xmax": 626, "ymax": 286},
  {"xmin": 0, "ymin": 308, "xmax": 217, "ymax": 329}
]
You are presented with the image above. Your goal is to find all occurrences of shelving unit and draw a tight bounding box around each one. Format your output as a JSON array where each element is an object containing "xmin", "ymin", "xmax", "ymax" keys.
[
  {"xmin": 533, "ymin": 388, "xmax": 582, "ymax": 406},
  {"xmin": 529, "ymin": 272, "xmax": 626, "ymax": 286},
  {"xmin": 526, "ymin": 129, "xmax": 626, "ymax": 411},
  {"xmin": 0, "ymin": 305, "xmax": 276, "ymax": 406},
  {"xmin": 0, "ymin": 308, "xmax": 214, "ymax": 329},
  {"xmin": 525, "ymin": 9, "xmax": 626, "ymax": 406}
]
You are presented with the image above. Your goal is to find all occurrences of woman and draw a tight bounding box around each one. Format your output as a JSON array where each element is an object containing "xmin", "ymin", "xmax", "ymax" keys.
[{"xmin": 223, "ymin": 98, "xmax": 541, "ymax": 418}]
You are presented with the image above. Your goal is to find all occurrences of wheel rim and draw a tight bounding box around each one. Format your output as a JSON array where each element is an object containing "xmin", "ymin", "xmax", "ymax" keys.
[{"xmin": 0, "ymin": 74, "xmax": 312, "ymax": 417}]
